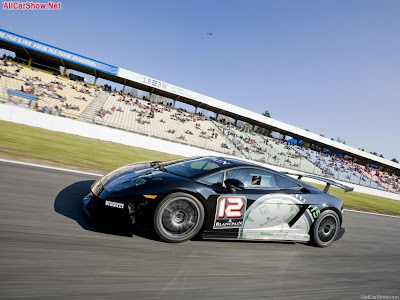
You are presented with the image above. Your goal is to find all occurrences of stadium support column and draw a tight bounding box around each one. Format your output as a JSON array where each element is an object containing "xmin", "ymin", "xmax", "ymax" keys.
[
  {"xmin": 234, "ymin": 119, "xmax": 238, "ymax": 126},
  {"xmin": 149, "ymin": 87, "xmax": 154, "ymax": 102},
  {"xmin": 93, "ymin": 76, "xmax": 98, "ymax": 85},
  {"xmin": 215, "ymin": 113, "xmax": 219, "ymax": 120},
  {"xmin": 122, "ymin": 79, "xmax": 127, "ymax": 94},
  {"xmin": 173, "ymin": 96, "xmax": 180, "ymax": 108},
  {"xmin": 63, "ymin": 68, "xmax": 67, "ymax": 76},
  {"xmin": 28, "ymin": 57, "xmax": 33, "ymax": 67},
  {"xmin": 195, "ymin": 106, "xmax": 198, "ymax": 114}
]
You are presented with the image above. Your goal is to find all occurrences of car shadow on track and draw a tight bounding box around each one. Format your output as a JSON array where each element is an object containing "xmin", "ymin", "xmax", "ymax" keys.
[{"xmin": 54, "ymin": 180, "xmax": 155, "ymax": 239}]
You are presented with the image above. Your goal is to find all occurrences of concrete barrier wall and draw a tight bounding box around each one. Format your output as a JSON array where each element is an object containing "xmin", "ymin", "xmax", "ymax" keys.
[
  {"xmin": 0, "ymin": 104, "xmax": 219, "ymax": 157},
  {"xmin": 1, "ymin": 103, "xmax": 399, "ymax": 201}
]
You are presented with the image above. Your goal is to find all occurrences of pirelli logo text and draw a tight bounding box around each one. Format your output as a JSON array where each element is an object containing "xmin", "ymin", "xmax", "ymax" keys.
[{"xmin": 105, "ymin": 200, "xmax": 124, "ymax": 209}]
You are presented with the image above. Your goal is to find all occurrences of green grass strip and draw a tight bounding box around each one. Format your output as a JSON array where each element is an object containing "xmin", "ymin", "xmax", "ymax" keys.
[
  {"xmin": 310, "ymin": 183, "xmax": 400, "ymax": 216},
  {"xmin": 0, "ymin": 120, "xmax": 181, "ymax": 174}
]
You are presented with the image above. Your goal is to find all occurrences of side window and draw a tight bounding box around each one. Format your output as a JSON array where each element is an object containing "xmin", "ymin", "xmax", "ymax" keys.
[
  {"xmin": 201, "ymin": 172, "xmax": 224, "ymax": 186},
  {"xmin": 226, "ymin": 168, "xmax": 278, "ymax": 188},
  {"xmin": 275, "ymin": 175, "xmax": 301, "ymax": 189}
]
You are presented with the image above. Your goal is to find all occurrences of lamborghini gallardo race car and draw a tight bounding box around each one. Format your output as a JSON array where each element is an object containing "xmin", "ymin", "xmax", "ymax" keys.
[{"xmin": 83, "ymin": 156, "xmax": 352, "ymax": 247}]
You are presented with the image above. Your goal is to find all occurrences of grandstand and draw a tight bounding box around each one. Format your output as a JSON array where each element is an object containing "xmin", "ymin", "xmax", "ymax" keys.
[
  {"xmin": 0, "ymin": 28, "xmax": 399, "ymax": 195},
  {"xmin": 0, "ymin": 61, "xmax": 99, "ymax": 118},
  {"xmin": 92, "ymin": 93, "xmax": 236, "ymax": 153},
  {"xmin": 213, "ymin": 121, "xmax": 323, "ymax": 175}
]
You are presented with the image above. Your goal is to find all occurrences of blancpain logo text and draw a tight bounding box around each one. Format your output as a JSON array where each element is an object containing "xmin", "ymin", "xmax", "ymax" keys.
[{"xmin": 105, "ymin": 200, "xmax": 124, "ymax": 209}]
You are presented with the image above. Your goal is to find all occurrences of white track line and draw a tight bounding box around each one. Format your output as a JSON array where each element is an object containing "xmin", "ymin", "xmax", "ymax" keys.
[
  {"xmin": 1, "ymin": 158, "xmax": 399, "ymax": 219},
  {"xmin": 0, "ymin": 158, "xmax": 103, "ymax": 177},
  {"xmin": 344, "ymin": 209, "xmax": 400, "ymax": 219}
]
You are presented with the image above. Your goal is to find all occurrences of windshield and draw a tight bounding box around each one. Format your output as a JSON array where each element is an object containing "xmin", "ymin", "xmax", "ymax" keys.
[{"xmin": 163, "ymin": 157, "xmax": 223, "ymax": 178}]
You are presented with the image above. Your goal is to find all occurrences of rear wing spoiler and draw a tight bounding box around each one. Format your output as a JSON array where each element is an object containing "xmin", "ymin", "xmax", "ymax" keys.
[{"xmin": 283, "ymin": 172, "xmax": 354, "ymax": 193}]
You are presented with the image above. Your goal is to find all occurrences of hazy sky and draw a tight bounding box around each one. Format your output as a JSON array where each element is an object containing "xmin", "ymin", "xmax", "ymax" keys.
[{"xmin": 1, "ymin": 0, "xmax": 399, "ymax": 160}]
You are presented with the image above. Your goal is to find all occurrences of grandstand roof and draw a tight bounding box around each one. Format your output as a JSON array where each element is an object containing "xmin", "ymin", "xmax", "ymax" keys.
[{"xmin": 0, "ymin": 28, "xmax": 398, "ymax": 170}]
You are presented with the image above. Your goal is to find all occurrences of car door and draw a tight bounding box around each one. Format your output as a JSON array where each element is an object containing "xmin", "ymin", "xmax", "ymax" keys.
[
  {"xmin": 200, "ymin": 167, "xmax": 310, "ymax": 241},
  {"xmin": 202, "ymin": 167, "xmax": 281, "ymax": 237}
]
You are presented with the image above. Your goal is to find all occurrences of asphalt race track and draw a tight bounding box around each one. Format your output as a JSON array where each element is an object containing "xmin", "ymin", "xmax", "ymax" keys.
[{"xmin": 0, "ymin": 161, "xmax": 399, "ymax": 300}]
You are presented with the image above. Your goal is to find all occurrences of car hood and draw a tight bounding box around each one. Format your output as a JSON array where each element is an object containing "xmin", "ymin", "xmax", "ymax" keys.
[
  {"xmin": 93, "ymin": 161, "xmax": 193, "ymax": 199},
  {"xmin": 101, "ymin": 161, "xmax": 164, "ymax": 192}
]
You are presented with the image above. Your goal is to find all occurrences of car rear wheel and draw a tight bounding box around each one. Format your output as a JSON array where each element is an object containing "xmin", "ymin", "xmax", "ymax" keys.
[
  {"xmin": 310, "ymin": 210, "xmax": 340, "ymax": 248},
  {"xmin": 154, "ymin": 193, "xmax": 204, "ymax": 243}
]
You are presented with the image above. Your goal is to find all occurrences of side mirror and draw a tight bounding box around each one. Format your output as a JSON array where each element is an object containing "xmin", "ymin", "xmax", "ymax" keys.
[{"xmin": 224, "ymin": 178, "xmax": 245, "ymax": 193}]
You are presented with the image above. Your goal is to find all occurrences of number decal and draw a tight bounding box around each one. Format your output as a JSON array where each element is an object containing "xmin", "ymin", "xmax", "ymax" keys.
[
  {"xmin": 214, "ymin": 196, "xmax": 247, "ymax": 229},
  {"xmin": 218, "ymin": 197, "xmax": 244, "ymax": 218},
  {"xmin": 217, "ymin": 198, "xmax": 226, "ymax": 218},
  {"xmin": 308, "ymin": 205, "xmax": 321, "ymax": 219}
]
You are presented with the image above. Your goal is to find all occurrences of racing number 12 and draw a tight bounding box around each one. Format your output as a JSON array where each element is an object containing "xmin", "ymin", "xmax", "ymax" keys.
[{"xmin": 218, "ymin": 197, "xmax": 244, "ymax": 218}]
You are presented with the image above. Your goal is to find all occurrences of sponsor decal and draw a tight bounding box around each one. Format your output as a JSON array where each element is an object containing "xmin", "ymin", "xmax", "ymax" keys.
[
  {"xmin": 213, "ymin": 196, "xmax": 246, "ymax": 229},
  {"xmin": 238, "ymin": 194, "xmax": 311, "ymax": 241},
  {"xmin": 308, "ymin": 205, "xmax": 320, "ymax": 219},
  {"xmin": 0, "ymin": 29, "xmax": 118, "ymax": 75},
  {"xmin": 133, "ymin": 177, "xmax": 146, "ymax": 184},
  {"xmin": 211, "ymin": 157, "xmax": 231, "ymax": 165},
  {"xmin": 105, "ymin": 200, "xmax": 124, "ymax": 209},
  {"xmin": 291, "ymin": 194, "xmax": 319, "ymax": 222},
  {"xmin": 142, "ymin": 76, "xmax": 168, "ymax": 90}
]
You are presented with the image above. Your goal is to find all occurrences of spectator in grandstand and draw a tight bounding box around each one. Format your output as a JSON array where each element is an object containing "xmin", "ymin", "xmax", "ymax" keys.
[{"xmin": 221, "ymin": 143, "xmax": 229, "ymax": 149}]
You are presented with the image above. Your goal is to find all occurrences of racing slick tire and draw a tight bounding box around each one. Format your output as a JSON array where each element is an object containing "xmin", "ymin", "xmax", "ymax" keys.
[
  {"xmin": 310, "ymin": 210, "xmax": 340, "ymax": 248},
  {"xmin": 154, "ymin": 192, "xmax": 205, "ymax": 243}
]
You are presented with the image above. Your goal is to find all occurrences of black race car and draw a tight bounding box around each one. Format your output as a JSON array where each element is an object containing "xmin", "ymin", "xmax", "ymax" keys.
[{"xmin": 83, "ymin": 156, "xmax": 351, "ymax": 247}]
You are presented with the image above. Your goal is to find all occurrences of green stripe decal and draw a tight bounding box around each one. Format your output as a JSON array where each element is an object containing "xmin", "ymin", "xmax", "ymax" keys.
[
  {"xmin": 260, "ymin": 232, "xmax": 273, "ymax": 236},
  {"xmin": 247, "ymin": 216, "xmax": 254, "ymax": 222},
  {"xmin": 285, "ymin": 214, "xmax": 295, "ymax": 223}
]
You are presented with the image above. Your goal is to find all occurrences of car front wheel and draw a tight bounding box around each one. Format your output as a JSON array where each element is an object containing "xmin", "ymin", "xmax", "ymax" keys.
[{"xmin": 154, "ymin": 192, "xmax": 204, "ymax": 243}]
